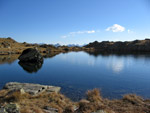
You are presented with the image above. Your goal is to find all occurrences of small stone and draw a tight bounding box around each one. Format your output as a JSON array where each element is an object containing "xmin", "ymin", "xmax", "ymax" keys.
[
  {"xmin": 46, "ymin": 86, "xmax": 61, "ymax": 93},
  {"xmin": 0, "ymin": 107, "xmax": 6, "ymax": 113},
  {"xmin": 91, "ymin": 110, "xmax": 107, "ymax": 113},
  {"xmin": 43, "ymin": 106, "xmax": 58, "ymax": 113}
]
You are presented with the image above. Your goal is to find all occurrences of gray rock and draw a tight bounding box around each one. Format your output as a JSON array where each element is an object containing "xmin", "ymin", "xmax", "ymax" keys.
[
  {"xmin": 43, "ymin": 106, "xmax": 58, "ymax": 113},
  {"xmin": 3, "ymin": 82, "xmax": 61, "ymax": 95},
  {"xmin": 91, "ymin": 110, "xmax": 107, "ymax": 113},
  {"xmin": 18, "ymin": 48, "xmax": 43, "ymax": 62},
  {"xmin": 5, "ymin": 104, "xmax": 20, "ymax": 113},
  {"xmin": 0, "ymin": 108, "xmax": 5, "ymax": 113},
  {"xmin": 46, "ymin": 86, "xmax": 61, "ymax": 93},
  {"xmin": 6, "ymin": 88, "xmax": 25, "ymax": 96}
]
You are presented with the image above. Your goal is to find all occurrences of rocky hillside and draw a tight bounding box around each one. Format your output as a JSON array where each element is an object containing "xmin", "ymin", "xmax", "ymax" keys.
[
  {"xmin": 0, "ymin": 37, "xmax": 57, "ymax": 55},
  {"xmin": 85, "ymin": 39, "xmax": 150, "ymax": 52},
  {"xmin": 0, "ymin": 37, "xmax": 89, "ymax": 55}
]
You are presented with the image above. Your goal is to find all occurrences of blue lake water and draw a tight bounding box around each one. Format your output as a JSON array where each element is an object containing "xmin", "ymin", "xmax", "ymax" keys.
[{"xmin": 0, "ymin": 51, "xmax": 150, "ymax": 100}]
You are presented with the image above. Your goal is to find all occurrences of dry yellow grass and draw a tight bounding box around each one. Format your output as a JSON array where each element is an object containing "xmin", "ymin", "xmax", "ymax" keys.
[
  {"xmin": 0, "ymin": 90, "xmax": 75, "ymax": 113},
  {"xmin": 0, "ymin": 89, "xmax": 150, "ymax": 113}
]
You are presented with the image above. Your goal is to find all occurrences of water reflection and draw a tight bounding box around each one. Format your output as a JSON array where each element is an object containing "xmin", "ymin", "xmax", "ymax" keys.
[
  {"xmin": 59, "ymin": 51, "xmax": 150, "ymax": 74},
  {"xmin": 106, "ymin": 58, "xmax": 124, "ymax": 73},
  {"xmin": 18, "ymin": 61, "xmax": 43, "ymax": 73},
  {"xmin": 100, "ymin": 53, "xmax": 149, "ymax": 73},
  {"xmin": 59, "ymin": 52, "xmax": 97, "ymax": 66},
  {"xmin": 86, "ymin": 51, "xmax": 150, "ymax": 58},
  {"xmin": 1, "ymin": 52, "xmax": 150, "ymax": 100},
  {"xmin": 43, "ymin": 52, "xmax": 60, "ymax": 59},
  {"xmin": 17, "ymin": 53, "xmax": 59, "ymax": 73},
  {"xmin": 0, "ymin": 55, "xmax": 19, "ymax": 65}
]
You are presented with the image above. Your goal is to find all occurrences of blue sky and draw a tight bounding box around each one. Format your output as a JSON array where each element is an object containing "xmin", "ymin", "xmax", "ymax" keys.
[{"xmin": 0, "ymin": 0, "xmax": 150, "ymax": 45}]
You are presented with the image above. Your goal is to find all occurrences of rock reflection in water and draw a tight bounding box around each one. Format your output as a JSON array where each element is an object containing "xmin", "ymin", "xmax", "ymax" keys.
[{"xmin": 18, "ymin": 61, "xmax": 43, "ymax": 73}]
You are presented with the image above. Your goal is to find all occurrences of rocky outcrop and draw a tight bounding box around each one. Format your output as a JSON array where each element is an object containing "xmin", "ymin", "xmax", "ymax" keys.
[
  {"xmin": 18, "ymin": 48, "xmax": 43, "ymax": 62},
  {"xmin": 85, "ymin": 39, "xmax": 150, "ymax": 53},
  {"xmin": 0, "ymin": 41, "xmax": 11, "ymax": 48},
  {"xmin": 3, "ymin": 82, "xmax": 61, "ymax": 95}
]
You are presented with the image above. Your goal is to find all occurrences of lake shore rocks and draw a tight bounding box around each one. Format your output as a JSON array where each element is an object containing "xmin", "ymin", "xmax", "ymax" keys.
[{"xmin": 3, "ymin": 82, "xmax": 61, "ymax": 95}]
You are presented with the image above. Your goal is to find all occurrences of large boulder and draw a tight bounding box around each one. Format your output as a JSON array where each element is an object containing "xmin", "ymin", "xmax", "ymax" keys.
[
  {"xmin": 18, "ymin": 48, "xmax": 43, "ymax": 62},
  {"xmin": 3, "ymin": 82, "xmax": 61, "ymax": 95}
]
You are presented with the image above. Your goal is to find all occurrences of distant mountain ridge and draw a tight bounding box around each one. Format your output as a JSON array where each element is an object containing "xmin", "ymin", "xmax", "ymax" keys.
[
  {"xmin": 52, "ymin": 43, "xmax": 87, "ymax": 47},
  {"xmin": 66, "ymin": 44, "xmax": 87, "ymax": 47}
]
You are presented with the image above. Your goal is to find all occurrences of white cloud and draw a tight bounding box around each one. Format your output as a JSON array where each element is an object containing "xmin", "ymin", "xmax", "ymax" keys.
[
  {"xmin": 87, "ymin": 30, "xmax": 95, "ymax": 33},
  {"xmin": 61, "ymin": 30, "xmax": 96, "ymax": 38},
  {"xmin": 145, "ymin": 36, "xmax": 150, "ymax": 39},
  {"xmin": 106, "ymin": 24, "xmax": 125, "ymax": 32},
  {"xmin": 128, "ymin": 29, "xmax": 134, "ymax": 34},
  {"xmin": 71, "ymin": 30, "xmax": 96, "ymax": 34},
  {"xmin": 61, "ymin": 36, "xmax": 67, "ymax": 38}
]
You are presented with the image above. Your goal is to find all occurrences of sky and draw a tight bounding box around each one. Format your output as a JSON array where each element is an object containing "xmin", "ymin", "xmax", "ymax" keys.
[{"xmin": 0, "ymin": 0, "xmax": 150, "ymax": 45}]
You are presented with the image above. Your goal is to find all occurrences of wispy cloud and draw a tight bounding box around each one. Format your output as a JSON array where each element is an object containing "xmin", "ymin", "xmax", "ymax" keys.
[
  {"xmin": 127, "ymin": 29, "xmax": 134, "ymax": 34},
  {"xmin": 145, "ymin": 35, "xmax": 150, "ymax": 39},
  {"xmin": 70, "ymin": 30, "xmax": 96, "ymax": 34},
  {"xmin": 106, "ymin": 24, "xmax": 125, "ymax": 32},
  {"xmin": 61, "ymin": 30, "xmax": 96, "ymax": 38}
]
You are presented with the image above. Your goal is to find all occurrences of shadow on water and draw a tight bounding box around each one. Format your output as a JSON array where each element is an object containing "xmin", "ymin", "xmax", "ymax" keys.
[{"xmin": 18, "ymin": 61, "xmax": 43, "ymax": 73}]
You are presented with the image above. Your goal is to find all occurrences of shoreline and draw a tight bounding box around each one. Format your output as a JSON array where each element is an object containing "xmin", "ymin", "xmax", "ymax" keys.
[{"xmin": 0, "ymin": 82, "xmax": 150, "ymax": 113}]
